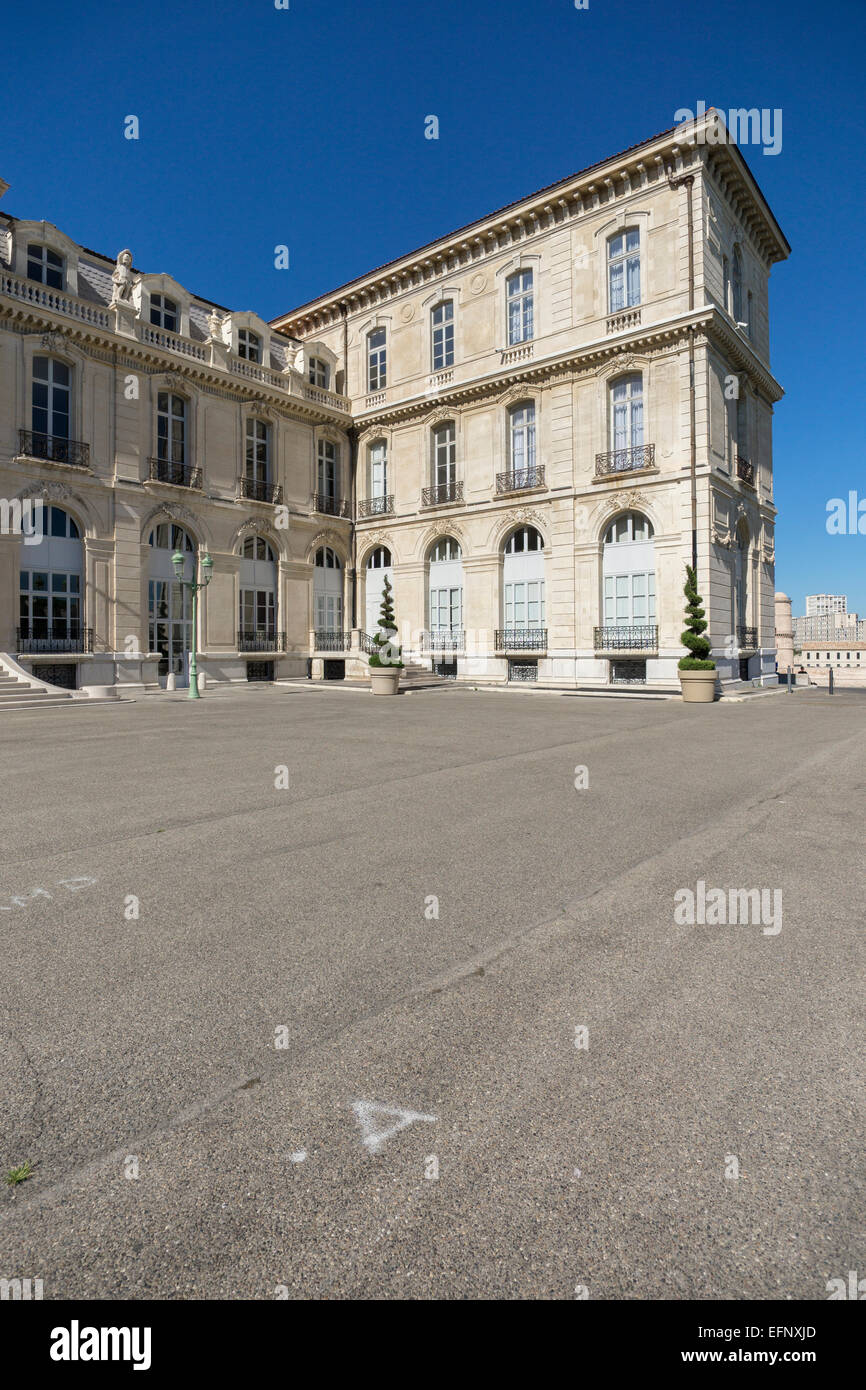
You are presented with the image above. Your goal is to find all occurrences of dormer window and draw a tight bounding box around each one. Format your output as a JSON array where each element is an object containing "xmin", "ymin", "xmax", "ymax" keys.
[
  {"xmin": 309, "ymin": 357, "xmax": 330, "ymax": 389},
  {"xmin": 238, "ymin": 328, "xmax": 261, "ymax": 363},
  {"xmin": 150, "ymin": 294, "xmax": 178, "ymax": 332},
  {"xmin": 27, "ymin": 244, "xmax": 64, "ymax": 290}
]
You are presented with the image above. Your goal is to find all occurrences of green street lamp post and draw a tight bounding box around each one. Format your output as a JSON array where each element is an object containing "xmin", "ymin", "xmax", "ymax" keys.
[{"xmin": 172, "ymin": 548, "xmax": 213, "ymax": 699}]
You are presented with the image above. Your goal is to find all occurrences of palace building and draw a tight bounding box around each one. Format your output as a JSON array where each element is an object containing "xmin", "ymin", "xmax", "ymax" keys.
[{"xmin": 0, "ymin": 112, "xmax": 789, "ymax": 695}]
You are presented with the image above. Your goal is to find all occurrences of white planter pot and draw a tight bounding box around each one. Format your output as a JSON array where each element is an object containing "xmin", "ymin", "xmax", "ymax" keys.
[
  {"xmin": 679, "ymin": 668, "xmax": 718, "ymax": 703},
  {"xmin": 370, "ymin": 667, "xmax": 401, "ymax": 696}
]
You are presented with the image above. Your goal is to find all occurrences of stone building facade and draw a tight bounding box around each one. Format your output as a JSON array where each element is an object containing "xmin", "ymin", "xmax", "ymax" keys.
[{"xmin": 0, "ymin": 113, "xmax": 789, "ymax": 694}]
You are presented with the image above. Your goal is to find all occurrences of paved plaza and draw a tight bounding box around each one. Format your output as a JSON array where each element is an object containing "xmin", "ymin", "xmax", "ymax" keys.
[{"xmin": 0, "ymin": 685, "xmax": 863, "ymax": 1298}]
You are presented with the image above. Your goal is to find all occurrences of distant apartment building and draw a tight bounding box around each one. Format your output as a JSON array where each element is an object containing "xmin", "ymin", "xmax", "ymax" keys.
[{"xmin": 805, "ymin": 593, "xmax": 847, "ymax": 616}]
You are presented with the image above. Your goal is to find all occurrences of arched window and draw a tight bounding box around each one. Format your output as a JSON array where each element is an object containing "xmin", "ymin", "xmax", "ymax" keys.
[
  {"xmin": 732, "ymin": 247, "xmax": 743, "ymax": 323},
  {"xmin": 431, "ymin": 301, "xmax": 454, "ymax": 370},
  {"xmin": 602, "ymin": 512, "xmax": 655, "ymax": 630},
  {"xmin": 314, "ymin": 547, "xmax": 343, "ymax": 632},
  {"xmin": 239, "ymin": 536, "xmax": 277, "ymax": 644},
  {"xmin": 509, "ymin": 402, "xmax": 536, "ymax": 475},
  {"xmin": 238, "ymin": 328, "xmax": 261, "ymax": 363},
  {"xmin": 27, "ymin": 243, "xmax": 64, "ymax": 290},
  {"xmin": 365, "ymin": 547, "xmax": 393, "ymax": 632},
  {"xmin": 241, "ymin": 536, "xmax": 275, "ymax": 562},
  {"xmin": 608, "ymin": 229, "xmax": 640, "ymax": 312},
  {"xmin": 610, "ymin": 373, "xmax": 643, "ymax": 451},
  {"xmin": 504, "ymin": 525, "xmax": 544, "ymax": 553},
  {"xmin": 315, "ymin": 546, "xmax": 341, "ymax": 569},
  {"xmin": 428, "ymin": 537, "xmax": 463, "ymax": 635},
  {"xmin": 503, "ymin": 527, "xmax": 545, "ymax": 632},
  {"xmin": 148, "ymin": 523, "xmax": 196, "ymax": 682},
  {"xmin": 19, "ymin": 506, "xmax": 83, "ymax": 650},
  {"xmin": 506, "ymin": 269, "xmax": 534, "ymax": 345},
  {"xmin": 603, "ymin": 512, "xmax": 654, "ymax": 545},
  {"xmin": 367, "ymin": 328, "xmax": 387, "ymax": 392},
  {"xmin": 430, "ymin": 536, "xmax": 461, "ymax": 563}
]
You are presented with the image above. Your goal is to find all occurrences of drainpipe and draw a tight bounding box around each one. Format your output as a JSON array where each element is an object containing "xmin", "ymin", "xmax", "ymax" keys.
[
  {"xmin": 668, "ymin": 167, "xmax": 698, "ymax": 573},
  {"xmin": 337, "ymin": 301, "xmax": 358, "ymax": 629}
]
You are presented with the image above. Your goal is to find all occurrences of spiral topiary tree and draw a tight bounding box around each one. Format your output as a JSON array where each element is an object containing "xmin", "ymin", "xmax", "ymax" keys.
[
  {"xmin": 368, "ymin": 573, "xmax": 404, "ymax": 669},
  {"xmin": 678, "ymin": 564, "xmax": 715, "ymax": 670}
]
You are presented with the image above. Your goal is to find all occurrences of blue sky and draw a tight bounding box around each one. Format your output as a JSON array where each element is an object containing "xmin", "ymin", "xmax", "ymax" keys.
[{"xmin": 3, "ymin": 0, "xmax": 864, "ymax": 613}]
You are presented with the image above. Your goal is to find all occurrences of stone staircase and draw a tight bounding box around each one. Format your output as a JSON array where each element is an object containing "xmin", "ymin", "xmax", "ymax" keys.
[
  {"xmin": 0, "ymin": 655, "xmax": 118, "ymax": 711},
  {"xmin": 398, "ymin": 661, "xmax": 455, "ymax": 692},
  {"xmin": 0, "ymin": 667, "xmax": 76, "ymax": 710}
]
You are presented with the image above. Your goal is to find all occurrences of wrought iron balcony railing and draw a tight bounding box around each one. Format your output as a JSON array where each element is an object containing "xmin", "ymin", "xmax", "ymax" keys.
[
  {"xmin": 422, "ymin": 481, "xmax": 463, "ymax": 507},
  {"xmin": 314, "ymin": 630, "xmax": 349, "ymax": 652},
  {"xmin": 495, "ymin": 628, "xmax": 548, "ymax": 651},
  {"xmin": 148, "ymin": 457, "xmax": 202, "ymax": 489},
  {"xmin": 239, "ymin": 477, "xmax": 283, "ymax": 505},
  {"xmin": 17, "ymin": 624, "xmax": 93, "ymax": 654},
  {"xmin": 18, "ymin": 430, "xmax": 90, "ymax": 468},
  {"xmin": 313, "ymin": 493, "xmax": 350, "ymax": 518},
  {"xmin": 419, "ymin": 630, "xmax": 463, "ymax": 653},
  {"xmin": 736, "ymin": 456, "xmax": 755, "ymax": 486},
  {"xmin": 594, "ymin": 625, "xmax": 659, "ymax": 651},
  {"xmin": 357, "ymin": 495, "xmax": 394, "ymax": 517},
  {"xmin": 737, "ymin": 626, "xmax": 758, "ymax": 649},
  {"xmin": 595, "ymin": 444, "xmax": 656, "ymax": 477},
  {"xmin": 495, "ymin": 466, "xmax": 545, "ymax": 494},
  {"xmin": 238, "ymin": 630, "xmax": 286, "ymax": 652}
]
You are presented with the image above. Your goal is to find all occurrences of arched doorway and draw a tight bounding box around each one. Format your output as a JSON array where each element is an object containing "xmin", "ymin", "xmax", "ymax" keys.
[
  {"xmin": 18, "ymin": 505, "xmax": 83, "ymax": 652},
  {"xmin": 148, "ymin": 521, "xmax": 195, "ymax": 685},
  {"xmin": 602, "ymin": 511, "xmax": 656, "ymax": 684},
  {"xmin": 314, "ymin": 546, "xmax": 343, "ymax": 635},
  {"xmin": 502, "ymin": 526, "xmax": 545, "ymax": 634},
  {"xmin": 427, "ymin": 537, "xmax": 463, "ymax": 638},
  {"xmin": 238, "ymin": 535, "xmax": 278, "ymax": 648},
  {"xmin": 365, "ymin": 546, "xmax": 393, "ymax": 634}
]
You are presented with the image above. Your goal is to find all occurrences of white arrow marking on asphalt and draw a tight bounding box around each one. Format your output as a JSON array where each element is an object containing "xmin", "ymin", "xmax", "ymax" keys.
[{"xmin": 351, "ymin": 1101, "xmax": 438, "ymax": 1153}]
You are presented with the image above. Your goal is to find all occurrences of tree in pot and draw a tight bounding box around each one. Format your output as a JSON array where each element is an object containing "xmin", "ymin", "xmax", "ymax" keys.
[
  {"xmin": 368, "ymin": 573, "xmax": 404, "ymax": 695},
  {"xmin": 678, "ymin": 564, "xmax": 717, "ymax": 703}
]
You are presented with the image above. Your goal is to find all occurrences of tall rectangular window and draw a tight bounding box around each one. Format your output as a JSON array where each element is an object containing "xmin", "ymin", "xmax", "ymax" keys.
[
  {"xmin": 368, "ymin": 329, "xmax": 387, "ymax": 391},
  {"xmin": 431, "ymin": 301, "xmax": 454, "ymax": 370},
  {"xmin": 433, "ymin": 423, "xmax": 456, "ymax": 488},
  {"xmin": 506, "ymin": 269, "xmax": 534, "ymax": 344},
  {"xmin": 157, "ymin": 393, "xmax": 187, "ymax": 463},
  {"xmin": 317, "ymin": 439, "xmax": 338, "ymax": 499},
  {"xmin": 611, "ymin": 374, "xmax": 643, "ymax": 450},
  {"xmin": 509, "ymin": 403, "xmax": 536, "ymax": 472},
  {"xmin": 370, "ymin": 441, "xmax": 387, "ymax": 498},
  {"xmin": 608, "ymin": 230, "xmax": 641, "ymax": 312},
  {"xmin": 32, "ymin": 357, "xmax": 70, "ymax": 441},
  {"xmin": 245, "ymin": 419, "xmax": 270, "ymax": 482}
]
